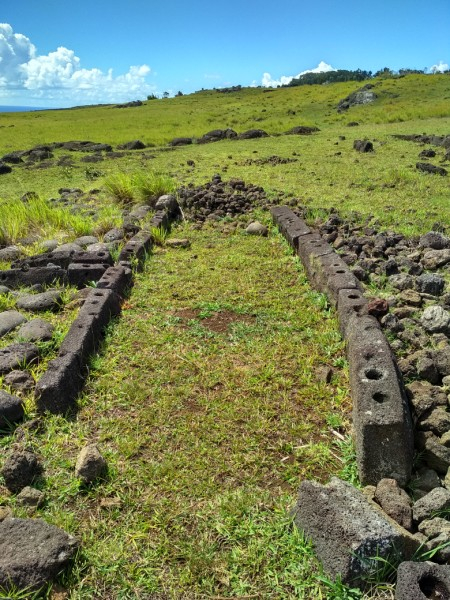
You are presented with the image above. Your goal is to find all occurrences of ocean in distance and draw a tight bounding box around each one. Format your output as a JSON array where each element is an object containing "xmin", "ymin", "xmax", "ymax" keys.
[{"xmin": 0, "ymin": 106, "xmax": 48, "ymax": 113}]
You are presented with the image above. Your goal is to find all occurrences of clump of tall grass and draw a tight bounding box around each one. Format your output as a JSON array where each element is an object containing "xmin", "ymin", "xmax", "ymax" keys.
[
  {"xmin": 0, "ymin": 195, "xmax": 93, "ymax": 246},
  {"xmin": 103, "ymin": 170, "xmax": 177, "ymax": 206}
]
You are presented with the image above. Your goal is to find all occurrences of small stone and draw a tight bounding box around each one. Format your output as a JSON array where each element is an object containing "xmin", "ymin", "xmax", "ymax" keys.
[
  {"xmin": 16, "ymin": 486, "xmax": 45, "ymax": 508},
  {"xmin": 40, "ymin": 239, "xmax": 59, "ymax": 251},
  {"xmin": 390, "ymin": 273, "xmax": 414, "ymax": 291},
  {"xmin": 4, "ymin": 370, "xmax": 35, "ymax": 392},
  {"xmin": 73, "ymin": 235, "xmax": 99, "ymax": 247},
  {"xmin": 419, "ymin": 516, "xmax": 450, "ymax": 539},
  {"xmin": 420, "ymin": 231, "xmax": 450, "ymax": 250},
  {"xmin": 16, "ymin": 290, "xmax": 63, "ymax": 313},
  {"xmin": 17, "ymin": 319, "xmax": 54, "ymax": 342},
  {"xmin": 0, "ymin": 310, "xmax": 27, "ymax": 338},
  {"xmin": 367, "ymin": 298, "xmax": 389, "ymax": 318},
  {"xmin": 1, "ymin": 450, "xmax": 41, "ymax": 493},
  {"xmin": 52, "ymin": 242, "xmax": 83, "ymax": 254},
  {"xmin": 418, "ymin": 408, "xmax": 450, "ymax": 436},
  {"xmin": 421, "ymin": 305, "xmax": 450, "ymax": 334},
  {"xmin": 0, "ymin": 389, "xmax": 24, "ymax": 426},
  {"xmin": 245, "ymin": 221, "xmax": 269, "ymax": 236},
  {"xmin": 103, "ymin": 228, "xmax": 124, "ymax": 243},
  {"xmin": 75, "ymin": 444, "xmax": 107, "ymax": 484},
  {"xmin": 413, "ymin": 467, "xmax": 441, "ymax": 493},
  {"xmin": 0, "ymin": 285, "xmax": 10, "ymax": 295},
  {"xmin": 0, "ymin": 506, "xmax": 12, "ymax": 521},
  {"xmin": 0, "ymin": 343, "xmax": 39, "ymax": 375},
  {"xmin": 412, "ymin": 487, "xmax": 450, "ymax": 522},
  {"xmin": 399, "ymin": 289, "xmax": 422, "ymax": 307},
  {"xmin": 166, "ymin": 238, "xmax": 191, "ymax": 248},
  {"xmin": 374, "ymin": 478, "xmax": 412, "ymax": 530},
  {"xmin": 0, "ymin": 246, "xmax": 23, "ymax": 262},
  {"xmin": 422, "ymin": 249, "xmax": 450, "ymax": 270},
  {"xmin": 416, "ymin": 273, "xmax": 446, "ymax": 296}
]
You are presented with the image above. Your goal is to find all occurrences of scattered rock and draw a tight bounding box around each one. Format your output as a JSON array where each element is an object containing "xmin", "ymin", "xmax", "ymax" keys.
[
  {"xmin": 16, "ymin": 486, "xmax": 45, "ymax": 508},
  {"xmin": 374, "ymin": 478, "xmax": 412, "ymax": 530},
  {"xmin": 238, "ymin": 129, "xmax": 268, "ymax": 139},
  {"xmin": 367, "ymin": 298, "xmax": 389, "ymax": 318},
  {"xmin": 3, "ymin": 370, "xmax": 35, "ymax": 392},
  {"xmin": 0, "ymin": 518, "xmax": 78, "ymax": 591},
  {"xmin": 166, "ymin": 238, "xmax": 191, "ymax": 248},
  {"xmin": 416, "ymin": 162, "xmax": 447, "ymax": 176},
  {"xmin": 16, "ymin": 290, "xmax": 62, "ymax": 313},
  {"xmin": 422, "ymin": 249, "xmax": 450, "ymax": 269},
  {"xmin": 245, "ymin": 222, "xmax": 268, "ymax": 236},
  {"xmin": 353, "ymin": 140, "xmax": 374, "ymax": 153},
  {"xmin": 0, "ymin": 390, "xmax": 24, "ymax": 426},
  {"xmin": 338, "ymin": 86, "xmax": 377, "ymax": 112},
  {"xmin": 1, "ymin": 450, "xmax": 41, "ymax": 493},
  {"xmin": 416, "ymin": 273, "xmax": 445, "ymax": 296},
  {"xmin": 0, "ymin": 161, "xmax": 13, "ymax": 174},
  {"xmin": 75, "ymin": 444, "xmax": 107, "ymax": 484},
  {"xmin": 103, "ymin": 228, "xmax": 125, "ymax": 243},
  {"xmin": 0, "ymin": 311, "xmax": 27, "ymax": 338},
  {"xmin": 72, "ymin": 235, "xmax": 99, "ymax": 247},
  {"xmin": 17, "ymin": 319, "xmax": 54, "ymax": 342},
  {"xmin": 421, "ymin": 305, "xmax": 450, "ymax": 334},
  {"xmin": 0, "ymin": 343, "xmax": 39, "ymax": 375},
  {"xmin": 419, "ymin": 231, "xmax": 450, "ymax": 250},
  {"xmin": 117, "ymin": 139, "xmax": 146, "ymax": 150},
  {"xmin": 0, "ymin": 246, "xmax": 23, "ymax": 262},
  {"xmin": 412, "ymin": 487, "xmax": 450, "ymax": 522}
]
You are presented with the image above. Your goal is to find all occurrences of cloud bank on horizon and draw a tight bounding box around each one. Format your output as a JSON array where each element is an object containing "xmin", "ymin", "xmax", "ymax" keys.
[
  {"xmin": 0, "ymin": 23, "xmax": 155, "ymax": 105},
  {"xmin": 261, "ymin": 61, "xmax": 336, "ymax": 87}
]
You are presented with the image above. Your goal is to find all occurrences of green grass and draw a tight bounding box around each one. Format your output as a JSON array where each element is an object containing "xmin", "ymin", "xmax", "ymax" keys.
[
  {"xmin": 103, "ymin": 170, "xmax": 177, "ymax": 206},
  {"xmin": 1, "ymin": 222, "xmax": 356, "ymax": 598},
  {"xmin": 0, "ymin": 74, "xmax": 449, "ymax": 598}
]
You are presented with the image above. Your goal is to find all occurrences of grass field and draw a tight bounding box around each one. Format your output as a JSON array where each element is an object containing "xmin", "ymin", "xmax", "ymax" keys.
[{"xmin": 0, "ymin": 73, "xmax": 449, "ymax": 598}]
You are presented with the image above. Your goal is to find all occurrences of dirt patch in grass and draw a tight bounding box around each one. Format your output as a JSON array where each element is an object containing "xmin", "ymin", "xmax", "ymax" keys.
[{"xmin": 173, "ymin": 307, "xmax": 256, "ymax": 333}]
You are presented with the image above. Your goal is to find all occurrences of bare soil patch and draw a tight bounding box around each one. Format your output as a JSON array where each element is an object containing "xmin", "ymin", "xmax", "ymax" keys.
[{"xmin": 173, "ymin": 308, "xmax": 255, "ymax": 333}]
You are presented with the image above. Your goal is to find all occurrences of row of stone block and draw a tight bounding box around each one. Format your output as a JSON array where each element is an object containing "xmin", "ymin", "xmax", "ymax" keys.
[{"xmin": 270, "ymin": 205, "xmax": 414, "ymax": 486}]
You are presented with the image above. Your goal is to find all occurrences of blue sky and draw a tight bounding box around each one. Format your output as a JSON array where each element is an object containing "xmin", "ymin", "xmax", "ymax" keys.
[{"xmin": 1, "ymin": 0, "xmax": 449, "ymax": 107}]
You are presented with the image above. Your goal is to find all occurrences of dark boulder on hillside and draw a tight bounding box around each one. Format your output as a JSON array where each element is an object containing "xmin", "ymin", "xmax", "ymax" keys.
[
  {"xmin": 115, "ymin": 100, "xmax": 143, "ymax": 108},
  {"xmin": 168, "ymin": 137, "xmax": 193, "ymax": 146},
  {"xmin": 286, "ymin": 126, "xmax": 320, "ymax": 135},
  {"xmin": 353, "ymin": 139, "xmax": 374, "ymax": 153},
  {"xmin": 0, "ymin": 161, "xmax": 13, "ymax": 174},
  {"xmin": 27, "ymin": 149, "xmax": 53, "ymax": 161},
  {"xmin": 2, "ymin": 152, "xmax": 24, "ymax": 164},
  {"xmin": 419, "ymin": 148, "xmax": 436, "ymax": 158},
  {"xmin": 238, "ymin": 129, "xmax": 269, "ymax": 139},
  {"xmin": 198, "ymin": 129, "xmax": 237, "ymax": 143},
  {"xmin": 337, "ymin": 84, "xmax": 377, "ymax": 112},
  {"xmin": 117, "ymin": 140, "xmax": 146, "ymax": 150},
  {"xmin": 416, "ymin": 162, "xmax": 447, "ymax": 176}
]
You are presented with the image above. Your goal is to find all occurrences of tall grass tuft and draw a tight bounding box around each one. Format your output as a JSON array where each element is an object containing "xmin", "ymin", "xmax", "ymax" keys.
[
  {"xmin": 103, "ymin": 170, "xmax": 177, "ymax": 206},
  {"xmin": 0, "ymin": 195, "xmax": 92, "ymax": 245}
]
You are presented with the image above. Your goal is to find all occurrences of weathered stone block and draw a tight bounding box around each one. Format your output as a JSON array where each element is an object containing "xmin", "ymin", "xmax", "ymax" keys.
[
  {"xmin": 0, "ymin": 267, "xmax": 67, "ymax": 289},
  {"xmin": 346, "ymin": 314, "xmax": 413, "ymax": 485},
  {"xmin": 337, "ymin": 289, "xmax": 368, "ymax": 337},
  {"xmin": 67, "ymin": 263, "xmax": 108, "ymax": 288},
  {"xmin": 395, "ymin": 561, "xmax": 450, "ymax": 600},
  {"xmin": 294, "ymin": 477, "xmax": 419, "ymax": 586},
  {"xmin": 269, "ymin": 205, "xmax": 311, "ymax": 250}
]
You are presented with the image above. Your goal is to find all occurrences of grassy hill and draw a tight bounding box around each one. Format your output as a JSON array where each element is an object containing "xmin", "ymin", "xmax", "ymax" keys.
[
  {"xmin": 1, "ymin": 73, "xmax": 449, "ymax": 235},
  {"xmin": 0, "ymin": 73, "xmax": 449, "ymax": 599}
]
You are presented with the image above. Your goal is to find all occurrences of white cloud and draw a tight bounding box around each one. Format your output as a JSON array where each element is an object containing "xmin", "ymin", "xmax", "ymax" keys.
[
  {"xmin": 261, "ymin": 61, "xmax": 336, "ymax": 87},
  {"xmin": 428, "ymin": 61, "xmax": 449, "ymax": 73},
  {"xmin": 0, "ymin": 23, "xmax": 155, "ymax": 105}
]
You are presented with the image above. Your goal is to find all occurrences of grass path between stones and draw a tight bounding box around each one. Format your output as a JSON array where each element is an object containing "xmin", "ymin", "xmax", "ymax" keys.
[{"xmin": 4, "ymin": 219, "xmax": 355, "ymax": 599}]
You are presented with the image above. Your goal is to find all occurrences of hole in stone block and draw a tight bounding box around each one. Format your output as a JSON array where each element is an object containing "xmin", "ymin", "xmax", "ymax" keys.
[
  {"xmin": 335, "ymin": 269, "xmax": 346, "ymax": 273},
  {"xmin": 93, "ymin": 292, "xmax": 104, "ymax": 297},
  {"xmin": 90, "ymin": 300, "xmax": 99, "ymax": 305},
  {"xmin": 347, "ymin": 294, "xmax": 360, "ymax": 299},
  {"xmin": 373, "ymin": 392, "xmax": 387, "ymax": 404},
  {"xmin": 364, "ymin": 368, "xmax": 384, "ymax": 380},
  {"xmin": 419, "ymin": 574, "xmax": 450, "ymax": 598},
  {"xmin": 363, "ymin": 351, "xmax": 374, "ymax": 360}
]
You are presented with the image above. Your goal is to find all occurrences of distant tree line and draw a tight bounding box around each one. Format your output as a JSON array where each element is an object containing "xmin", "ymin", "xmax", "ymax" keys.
[{"xmin": 283, "ymin": 66, "xmax": 447, "ymax": 88}]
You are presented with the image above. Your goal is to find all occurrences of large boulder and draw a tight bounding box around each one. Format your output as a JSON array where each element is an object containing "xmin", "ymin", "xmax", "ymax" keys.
[
  {"xmin": 295, "ymin": 477, "xmax": 418, "ymax": 586},
  {"xmin": 0, "ymin": 518, "xmax": 78, "ymax": 591}
]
